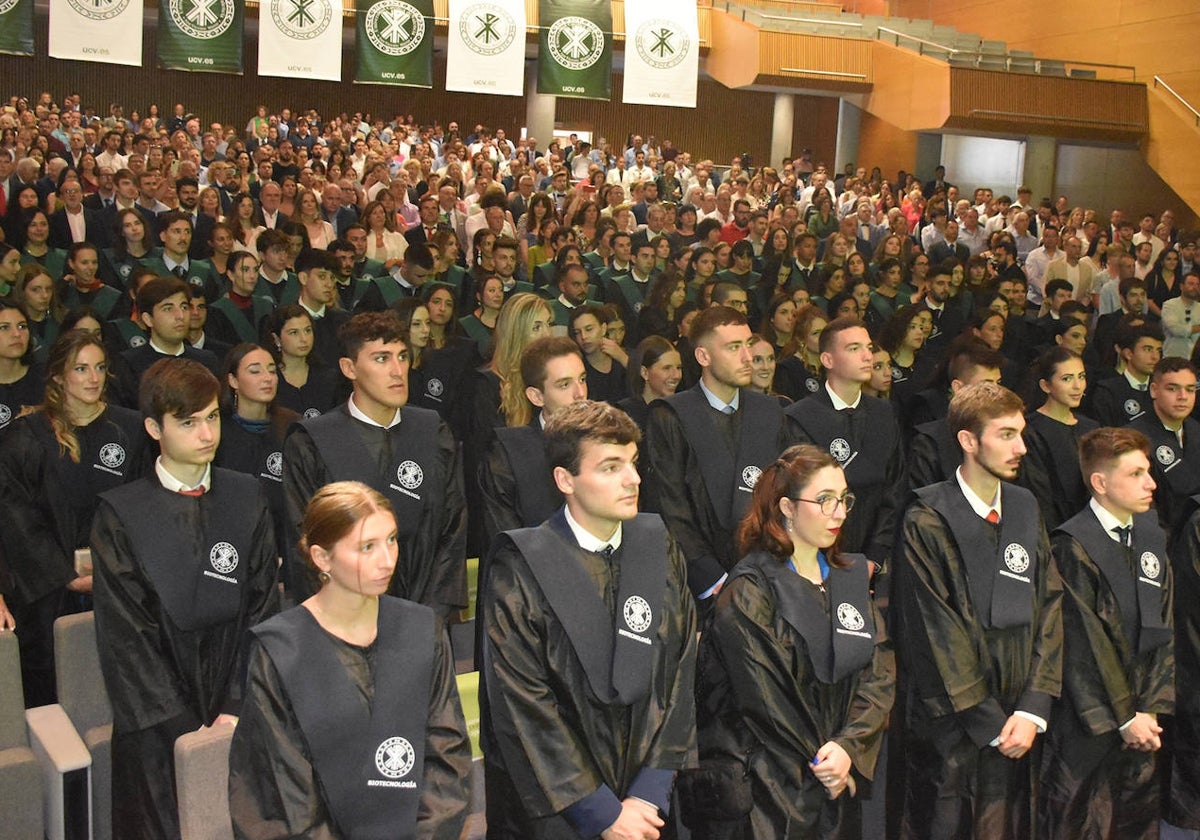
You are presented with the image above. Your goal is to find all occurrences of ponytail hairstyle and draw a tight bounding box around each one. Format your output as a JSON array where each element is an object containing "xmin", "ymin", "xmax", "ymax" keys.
[
  {"xmin": 299, "ymin": 480, "xmax": 396, "ymax": 591},
  {"xmin": 38, "ymin": 328, "xmax": 109, "ymax": 462},
  {"xmin": 736, "ymin": 443, "xmax": 849, "ymax": 567}
]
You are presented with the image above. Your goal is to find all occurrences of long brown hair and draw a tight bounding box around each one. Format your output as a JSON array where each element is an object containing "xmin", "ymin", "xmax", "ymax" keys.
[
  {"xmin": 34, "ymin": 329, "xmax": 108, "ymax": 462},
  {"xmin": 736, "ymin": 444, "xmax": 848, "ymax": 567}
]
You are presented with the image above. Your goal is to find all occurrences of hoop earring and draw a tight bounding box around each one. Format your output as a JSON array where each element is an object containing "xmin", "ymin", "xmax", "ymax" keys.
[{"xmin": 318, "ymin": 570, "xmax": 331, "ymax": 583}]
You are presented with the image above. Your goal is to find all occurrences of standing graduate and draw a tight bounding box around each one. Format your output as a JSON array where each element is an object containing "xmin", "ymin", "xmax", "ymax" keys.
[
  {"xmin": 1128, "ymin": 357, "xmax": 1200, "ymax": 545},
  {"xmin": 784, "ymin": 316, "xmax": 905, "ymax": 582},
  {"xmin": 894, "ymin": 382, "xmax": 1063, "ymax": 840},
  {"xmin": 91, "ymin": 358, "xmax": 279, "ymax": 839},
  {"xmin": 1016, "ymin": 348, "xmax": 1100, "ymax": 531},
  {"xmin": 1090, "ymin": 321, "xmax": 1162, "ymax": 427},
  {"xmin": 229, "ymin": 481, "xmax": 472, "ymax": 840},
  {"xmin": 1039, "ymin": 427, "xmax": 1174, "ymax": 839},
  {"xmin": 0, "ymin": 329, "xmax": 146, "ymax": 706},
  {"xmin": 214, "ymin": 343, "xmax": 299, "ymax": 559},
  {"xmin": 483, "ymin": 400, "xmax": 697, "ymax": 838},
  {"xmin": 282, "ymin": 311, "xmax": 466, "ymax": 614},
  {"xmin": 689, "ymin": 444, "xmax": 894, "ymax": 838},
  {"xmin": 479, "ymin": 336, "xmax": 588, "ymax": 548},
  {"xmin": 645, "ymin": 305, "xmax": 790, "ymax": 604}
]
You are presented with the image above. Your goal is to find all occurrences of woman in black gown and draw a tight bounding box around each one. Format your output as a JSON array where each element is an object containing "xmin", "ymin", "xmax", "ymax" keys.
[
  {"xmin": 0, "ymin": 329, "xmax": 146, "ymax": 705},
  {"xmin": 1017, "ymin": 347, "xmax": 1099, "ymax": 531},
  {"xmin": 690, "ymin": 444, "xmax": 895, "ymax": 839},
  {"xmin": 228, "ymin": 481, "xmax": 472, "ymax": 839}
]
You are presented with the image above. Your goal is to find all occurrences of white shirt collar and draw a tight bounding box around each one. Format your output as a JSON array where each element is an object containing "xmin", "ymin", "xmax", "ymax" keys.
[
  {"xmin": 155, "ymin": 457, "xmax": 211, "ymax": 494},
  {"xmin": 698, "ymin": 378, "xmax": 739, "ymax": 412},
  {"xmin": 149, "ymin": 338, "xmax": 185, "ymax": 357},
  {"xmin": 1089, "ymin": 497, "xmax": 1132, "ymax": 540},
  {"xmin": 954, "ymin": 466, "xmax": 1002, "ymax": 520},
  {"xmin": 1124, "ymin": 369, "xmax": 1149, "ymax": 390},
  {"xmin": 300, "ymin": 299, "xmax": 326, "ymax": 319},
  {"xmin": 563, "ymin": 504, "xmax": 623, "ymax": 552},
  {"xmin": 163, "ymin": 254, "xmax": 188, "ymax": 272},
  {"xmin": 347, "ymin": 395, "xmax": 402, "ymax": 429},
  {"xmin": 825, "ymin": 381, "xmax": 861, "ymax": 410}
]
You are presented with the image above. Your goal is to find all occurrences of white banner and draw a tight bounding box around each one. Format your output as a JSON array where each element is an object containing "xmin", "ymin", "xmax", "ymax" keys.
[
  {"xmin": 258, "ymin": 0, "xmax": 343, "ymax": 81},
  {"xmin": 446, "ymin": 0, "xmax": 526, "ymax": 96},
  {"xmin": 48, "ymin": 0, "xmax": 144, "ymax": 66},
  {"xmin": 622, "ymin": 0, "xmax": 698, "ymax": 108}
]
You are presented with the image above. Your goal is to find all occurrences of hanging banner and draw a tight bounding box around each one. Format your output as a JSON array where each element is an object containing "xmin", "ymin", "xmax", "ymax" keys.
[
  {"xmin": 158, "ymin": 0, "xmax": 244, "ymax": 74},
  {"xmin": 48, "ymin": 0, "xmax": 144, "ymax": 66},
  {"xmin": 537, "ymin": 0, "xmax": 611, "ymax": 101},
  {"xmin": 258, "ymin": 0, "xmax": 342, "ymax": 81},
  {"xmin": 446, "ymin": 0, "xmax": 525, "ymax": 96},
  {"xmin": 622, "ymin": 0, "xmax": 698, "ymax": 108},
  {"xmin": 0, "ymin": 0, "xmax": 34, "ymax": 56},
  {"xmin": 355, "ymin": 0, "xmax": 434, "ymax": 87}
]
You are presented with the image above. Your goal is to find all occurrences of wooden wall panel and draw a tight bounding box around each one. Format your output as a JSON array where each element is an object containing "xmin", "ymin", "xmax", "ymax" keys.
[
  {"xmin": 555, "ymin": 78, "xmax": 838, "ymax": 167},
  {"xmin": 757, "ymin": 31, "xmax": 872, "ymax": 86},
  {"xmin": 855, "ymin": 109, "xmax": 917, "ymax": 176}
]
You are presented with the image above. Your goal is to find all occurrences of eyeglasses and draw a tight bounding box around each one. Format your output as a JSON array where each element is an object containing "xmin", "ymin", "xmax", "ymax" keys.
[{"xmin": 792, "ymin": 492, "xmax": 856, "ymax": 516}]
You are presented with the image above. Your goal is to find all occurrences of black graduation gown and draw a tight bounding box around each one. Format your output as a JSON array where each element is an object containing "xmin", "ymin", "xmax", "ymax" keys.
[
  {"xmin": 275, "ymin": 365, "xmax": 342, "ymax": 419},
  {"xmin": 1016, "ymin": 411, "xmax": 1100, "ymax": 532},
  {"xmin": 894, "ymin": 481, "xmax": 1063, "ymax": 840},
  {"xmin": 582, "ymin": 355, "xmax": 629, "ymax": 405},
  {"xmin": 693, "ymin": 551, "xmax": 895, "ymax": 839},
  {"xmin": 214, "ymin": 409, "xmax": 298, "ymax": 558},
  {"xmin": 773, "ymin": 356, "xmax": 823, "ymax": 402},
  {"xmin": 91, "ymin": 470, "xmax": 280, "ymax": 840},
  {"xmin": 1128, "ymin": 413, "xmax": 1200, "ymax": 544},
  {"xmin": 1090, "ymin": 374, "xmax": 1151, "ymax": 427},
  {"xmin": 645, "ymin": 386, "xmax": 791, "ymax": 596},
  {"xmin": 228, "ymin": 601, "xmax": 472, "ymax": 840},
  {"xmin": 479, "ymin": 422, "xmax": 561, "ymax": 547},
  {"xmin": 906, "ymin": 419, "xmax": 959, "ymax": 492},
  {"xmin": 282, "ymin": 405, "xmax": 466, "ymax": 614},
  {"xmin": 1040, "ymin": 510, "xmax": 1174, "ymax": 840},
  {"xmin": 482, "ymin": 512, "xmax": 697, "ymax": 838},
  {"xmin": 0, "ymin": 361, "xmax": 46, "ymax": 443},
  {"xmin": 784, "ymin": 389, "xmax": 905, "ymax": 567},
  {"xmin": 1167, "ymin": 501, "xmax": 1200, "ymax": 829},
  {"xmin": 410, "ymin": 339, "xmax": 479, "ymax": 442}
]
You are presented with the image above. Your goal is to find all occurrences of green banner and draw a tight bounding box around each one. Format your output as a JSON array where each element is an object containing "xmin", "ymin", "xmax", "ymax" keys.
[
  {"xmin": 537, "ymin": 0, "xmax": 611, "ymax": 100},
  {"xmin": 355, "ymin": 0, "xmax": 434, "ymax": 87},
  {"xmin": 0, "ymin": 0, "xmax": 34, "ymax": 57},
  {"xmin": 157, "ymin": 0, "xmax": 244, "ymax": 73}
]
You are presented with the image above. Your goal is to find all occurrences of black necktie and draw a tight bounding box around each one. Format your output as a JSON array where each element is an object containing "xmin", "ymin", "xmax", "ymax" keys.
[
  {"xmin": 173, "ymin": 265, "xmax": 187, "ymax": 279},
  {"xmin": 599, "ymin": 544, "xmax": 615, "ymax": 560},
  {"xmin": 1113, "ymin": 525, "xmax": 1132, "ymax": 548}
]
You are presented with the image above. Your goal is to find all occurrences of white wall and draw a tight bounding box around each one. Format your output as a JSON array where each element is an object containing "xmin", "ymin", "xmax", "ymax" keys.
[{"xmin": 939, "ymin": 135, "xmax": 1026, "ymax": 198}]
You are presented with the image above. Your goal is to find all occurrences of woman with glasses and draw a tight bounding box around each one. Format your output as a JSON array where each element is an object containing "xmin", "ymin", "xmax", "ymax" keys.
[{"xmin": 686, "ymin": 444, "xmax": 894, "ymax": 838}]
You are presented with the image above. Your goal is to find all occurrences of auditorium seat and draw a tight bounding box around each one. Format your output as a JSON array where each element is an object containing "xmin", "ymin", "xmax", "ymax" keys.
[
  {"xmin": 0, "ymin": 632, "xmax": 45, "ymax": 840},
  {"xmin": 54, "ymin": 612, "xmax": 114, "ymax": 840},
  {"xmin": 175, "ymin": 725, "xmax": 235, "ymax": 840}
]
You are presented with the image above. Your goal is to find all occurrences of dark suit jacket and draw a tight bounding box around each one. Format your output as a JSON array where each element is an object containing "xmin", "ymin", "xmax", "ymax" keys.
[
  {"xmin": 323, "ymin": 206, "xmax": 358, "ymax": 239},
  {"xmin": 928, "ymin": 240, "xmax": 970, "ymax": 264},
  {"xmin": 49, "ymin": 206, "xmax": 110, "ymax": 250}
]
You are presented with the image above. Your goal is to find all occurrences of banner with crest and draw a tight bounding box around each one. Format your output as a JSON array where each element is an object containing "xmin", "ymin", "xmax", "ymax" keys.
[
  {"xmin": 49, "ymin": 0, "xmax": 144, "ymax": 65},
  {"xmin": 0, "ymin": 0, "xmax": 33, "ymax": 56},
  {"xmin": 445, "ymin": 0, "xmax": 525, "ymax": 96},
  {"xmin": 536, "ymin": 0, "xmax": 611, "ymax": 100},
  {"xmin": 158, "ymin": 0, "xmax": 244, "ymax": 73},
  {"xmin": 622, "ymin": 0, "xmax": 698, "ymax": 108},
  {"xmin": 258, "ymin": 0, "xmax": 343, "ymax": 81},
  {"xmin": 355, "ymin": 0, "xmax": 434, "ymax": 86}
]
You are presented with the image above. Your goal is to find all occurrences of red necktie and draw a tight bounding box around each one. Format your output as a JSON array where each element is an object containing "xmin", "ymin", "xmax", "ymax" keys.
[
  {"xmin": 179, "ymin": 488, "xmax": 204, "ymax": 497},
  {"xmin": 986, "ymin": 510, "xmax": 1000, "ymax": 524}
]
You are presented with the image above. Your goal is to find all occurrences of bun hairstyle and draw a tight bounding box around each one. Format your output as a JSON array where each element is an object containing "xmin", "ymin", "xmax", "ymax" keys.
[
  {"xmin": 299, "ymin": 481, "xmax": 395, "ymax": 588},
  {"xmin": 736, "ymin": 444, "xmax": 849, "ymax": 567}
]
